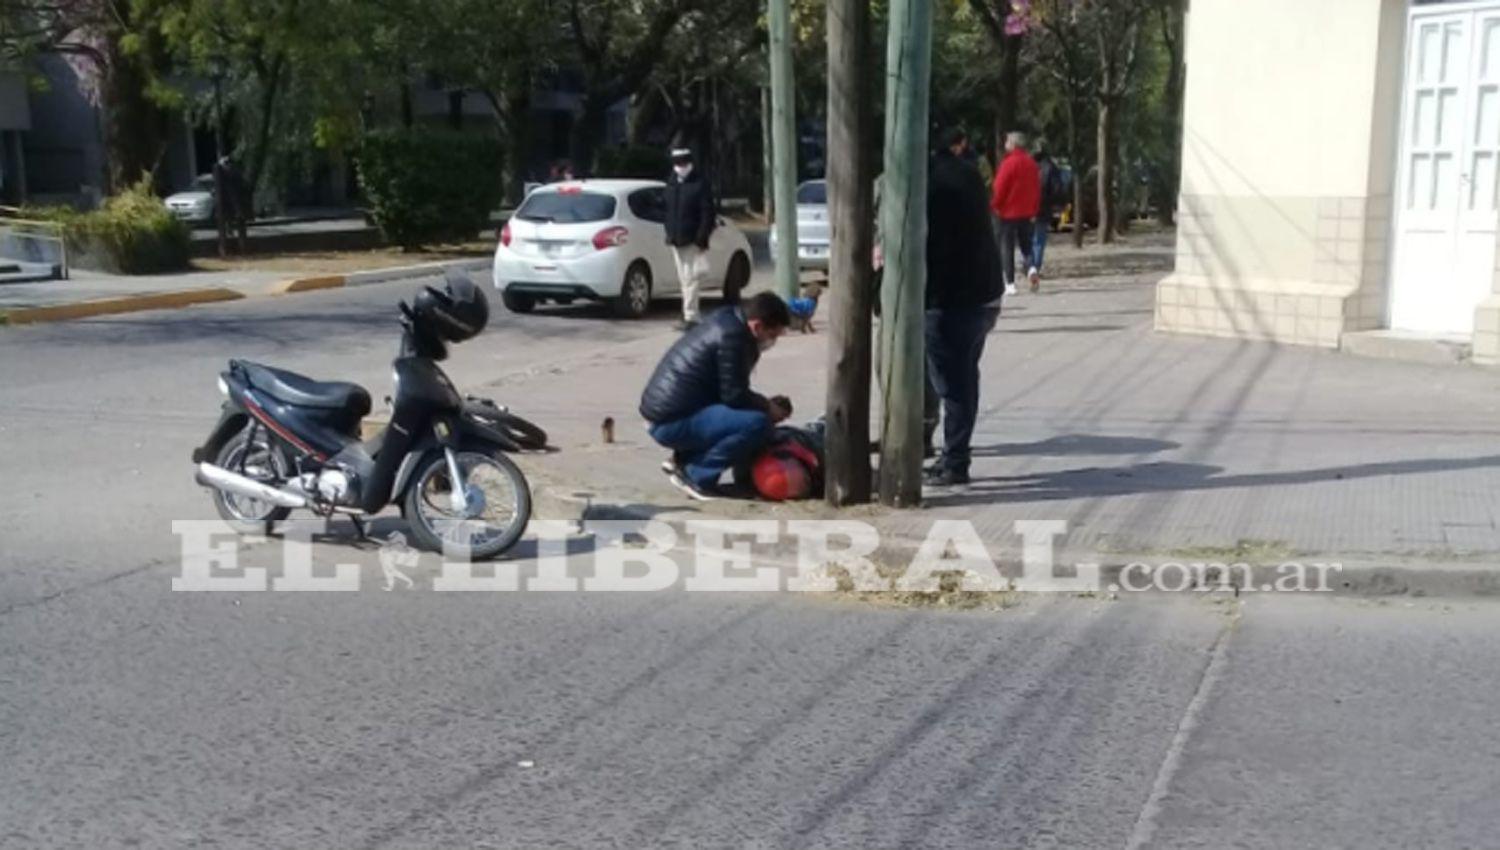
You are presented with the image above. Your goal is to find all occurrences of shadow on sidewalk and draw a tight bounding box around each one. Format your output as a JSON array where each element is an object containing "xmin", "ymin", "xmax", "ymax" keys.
[
  {"xmin": 970, "ymin": 435, "xmax": 1180, "ymax": 458},
  {"xmin": 1004, "ymin": 324, "xmax": 1130, "ymax": 335},
  {"xmin": 925, "ymin": 454, "xmax": 1500, "ymax": 507}
]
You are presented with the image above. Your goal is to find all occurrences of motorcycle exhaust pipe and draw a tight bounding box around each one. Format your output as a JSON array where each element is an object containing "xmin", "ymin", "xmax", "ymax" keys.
[{"xmin": 196, "ymin": 463, "xmax": 308, "ymax": 509}]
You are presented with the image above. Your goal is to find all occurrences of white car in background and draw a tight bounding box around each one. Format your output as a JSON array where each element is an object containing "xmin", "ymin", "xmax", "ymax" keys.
[
  {"xmin": 493, "ymin": 180, "xmax": 754, "ymax": 318},
  {"xmin": 768, "ymin": 179, "xmax": 831, "ymax": 273},
  {"xmin": 164, "ymin": 174, "xmax": 216, "ymax": 224}
]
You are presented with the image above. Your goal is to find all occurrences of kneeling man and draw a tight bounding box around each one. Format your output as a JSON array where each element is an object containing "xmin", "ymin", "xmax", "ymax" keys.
[{"xmin": 640, "ymin": 292, "xmax": 792, "ymax": 500}]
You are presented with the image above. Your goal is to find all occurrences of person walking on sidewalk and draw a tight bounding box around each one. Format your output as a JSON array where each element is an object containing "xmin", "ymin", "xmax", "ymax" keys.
[
  {"xmin": 1031, "ymin": 143, "xmax": 1067, "ymax": 292},
  {"xmin": 664, "ymin": 147, "xmax": 718, "ymax": 331},
  {"xmin": 640, "ymin": 292, "xmax": 793, "ymax": 500},
  {"xmin": 926, "ymin": 128, "xmax": 1003, "ymax": 488},
  {"xmin": 990, "ymin": 132, "xmax": 1042, "ymax": 296}
]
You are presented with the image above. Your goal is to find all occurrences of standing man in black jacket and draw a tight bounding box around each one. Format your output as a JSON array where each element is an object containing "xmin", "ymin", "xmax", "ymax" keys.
[
  {"xmin": 640, "ymin": 292, "xmax": 793, "ymax": 500},
  {"xmin": 664, "ymin": 147, "xmax": 718, "ymax": 330},
  {"xmin": 925, "ymin": 128, "xmax": 1003, "ymax": 488}
]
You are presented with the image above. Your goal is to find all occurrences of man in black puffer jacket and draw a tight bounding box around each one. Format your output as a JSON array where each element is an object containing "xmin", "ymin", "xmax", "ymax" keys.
[
  {"xmin": 924, "ymin": 128, "xmax": 1004, "ymax": 489},
  {"xmin": 641, "ymin": 292, "xmax": 792, "ymax": 500},
  {"xmin": 663, "ymin": 147, "xmax": 718, "ymax": 330}
]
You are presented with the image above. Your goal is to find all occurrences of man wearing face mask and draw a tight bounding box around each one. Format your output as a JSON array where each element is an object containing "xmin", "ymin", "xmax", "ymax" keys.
[
  {"xmin": 663, "ymin": 147, "xmax": 718, "ymax": 330},
  {"xmin": 640, "ymin": 292, "xmax": 793, "ymax": 501}
]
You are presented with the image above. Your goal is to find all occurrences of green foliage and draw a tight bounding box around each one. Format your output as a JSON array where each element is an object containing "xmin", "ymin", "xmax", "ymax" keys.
[
  {"xmin": 356, "ymin": 129, "xmax": 504, "ymax": 250},
  {"xmin": 24, "ymin": 180, "xmax": 191, "ymax": 275},
  {"xmin": 596, "ymin": 146, "xmax": 671, "ymax": 180}
]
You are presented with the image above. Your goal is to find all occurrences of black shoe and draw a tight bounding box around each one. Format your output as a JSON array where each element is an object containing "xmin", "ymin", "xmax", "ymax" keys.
[{"xmin": 924, "ymin": 467, "xmax": 971, "ymax": 488}]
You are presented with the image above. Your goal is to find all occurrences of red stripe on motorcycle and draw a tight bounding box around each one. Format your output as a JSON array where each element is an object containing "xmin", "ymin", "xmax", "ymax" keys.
[{"xmin": 244, "ymin": 395, "xmax": 327, "ymax": 461}]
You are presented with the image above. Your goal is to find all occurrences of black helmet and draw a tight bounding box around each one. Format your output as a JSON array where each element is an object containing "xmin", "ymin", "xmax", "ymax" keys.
[{"xmin": 412, "ymin": 270, "xmax": 489, "ymax": 343}]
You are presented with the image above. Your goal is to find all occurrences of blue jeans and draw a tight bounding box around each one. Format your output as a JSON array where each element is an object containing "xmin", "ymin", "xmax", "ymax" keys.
[
  {"xmin": 649, "ymin": 405, "xmax": 772, "ymax": 488},
  {"xmin": 1031, "ymin": 223, "xmax": 1049, "ymax": 272}
]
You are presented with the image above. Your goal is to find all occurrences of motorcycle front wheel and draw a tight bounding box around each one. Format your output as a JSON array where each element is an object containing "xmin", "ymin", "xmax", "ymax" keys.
[{"xmin": 404, "ymin": 450, "xmax": 532, "ymax": 560}]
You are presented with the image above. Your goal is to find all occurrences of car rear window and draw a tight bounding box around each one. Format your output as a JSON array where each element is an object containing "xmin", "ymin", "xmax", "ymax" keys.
[
  {"xmin": 517, "ymin": 191, "xmax": 617, "ymax": 223},
  {"xmin": 797, "ymin": 182, "xmax": 827, "ymax": 205}
]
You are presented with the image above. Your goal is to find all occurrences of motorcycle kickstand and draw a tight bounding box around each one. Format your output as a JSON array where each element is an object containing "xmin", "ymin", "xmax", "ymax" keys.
[{"xmin": 349, "ymin": 514, "xmax": 370, "ymax": 541}]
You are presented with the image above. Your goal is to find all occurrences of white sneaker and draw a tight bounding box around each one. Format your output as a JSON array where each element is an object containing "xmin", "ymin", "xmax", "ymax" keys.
[
  {"xmin": 1005, "ymin": 282, "xmax": 1019, "ymax": 296},
  {"xmin": 1028, "ymin": 267, "xmax": 1041, "ymax": 291}
]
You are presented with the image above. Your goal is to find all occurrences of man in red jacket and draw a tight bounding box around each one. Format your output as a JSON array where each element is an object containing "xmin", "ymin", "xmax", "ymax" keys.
[{"xmin": 990, "ymin": 131, "xmax": 1042, "ymax": 296}]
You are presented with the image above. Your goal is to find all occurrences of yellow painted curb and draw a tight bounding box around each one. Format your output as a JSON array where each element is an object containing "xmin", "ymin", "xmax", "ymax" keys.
[
  {"xmin": 273, "ymin": 275, "xmax": 347, "ymax": 295},
  {"xmin": 0, "ymin": 288, "xmax": 245, "ymax": 326}
]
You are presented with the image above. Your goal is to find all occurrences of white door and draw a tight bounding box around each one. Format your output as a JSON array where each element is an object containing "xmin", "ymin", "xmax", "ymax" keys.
[{"xmin": 1391, "ymin": 5, "xmax": 1500, "ymax": 335}]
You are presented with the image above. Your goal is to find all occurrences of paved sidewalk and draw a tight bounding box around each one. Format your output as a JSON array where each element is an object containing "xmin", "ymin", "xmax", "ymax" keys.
[{"xmin": 501, "ymin": 228, "xmax": 1500, "ymax": 583}]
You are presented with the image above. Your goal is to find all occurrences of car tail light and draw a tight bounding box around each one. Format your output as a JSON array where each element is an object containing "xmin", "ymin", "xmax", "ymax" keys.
[
  {"xmin": 499, "ymin": 223, "xmax": 512, "ymax": 247},
  {"xmin": 592, "ymin": 226, "xmax": 629, "ymax": 251}
]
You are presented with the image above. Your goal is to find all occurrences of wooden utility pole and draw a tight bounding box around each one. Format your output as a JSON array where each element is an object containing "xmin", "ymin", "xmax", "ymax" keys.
[
  {"xmin": 878, "ymin": 0, "xmax": 932, "ymax": 508},
  {"xmin": 768, "ymin": 0, "xmax": 800, "ymax": 300},
  {"xmin": 824, "ymin": 0, "xmax": 874, "ymax": 506}
]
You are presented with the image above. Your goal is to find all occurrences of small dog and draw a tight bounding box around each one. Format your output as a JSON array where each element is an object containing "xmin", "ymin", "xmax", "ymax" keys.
[{"xmin": 788, "ymin": 280, "xmax": 825, "ymax": 334}]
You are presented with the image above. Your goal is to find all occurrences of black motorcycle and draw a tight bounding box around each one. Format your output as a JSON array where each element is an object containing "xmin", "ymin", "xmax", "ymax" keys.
[{"xmin": 192, "ymin": 272, "xmax": 545, "ymax": 560}]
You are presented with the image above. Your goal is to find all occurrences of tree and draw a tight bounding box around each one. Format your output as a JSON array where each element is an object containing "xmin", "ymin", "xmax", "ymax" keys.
[
  {"xmin": 157, "ymin": 0, "xmax": 314, "ymax": 202},
  {"xmin": 1030, "ymin": 0, "xmax": 1096, "ymax": 247},
  {"xmin": 564, "ymin": 0, "xmax": 702, "ymax": 172},
  {"xmin": 1, "ymin": 0, "xmax": 178, "ymax": 194},
  {"xmin": 965, "ymin": 0, "xmax": 1028, "ymax": 157},
  {"xmin": 411, "ymin": 0, "xmax": 561, "ymax": 200},
  {"xmin": 1152, "ymin": 0, "xmax": 1185, "ymax": 225}
]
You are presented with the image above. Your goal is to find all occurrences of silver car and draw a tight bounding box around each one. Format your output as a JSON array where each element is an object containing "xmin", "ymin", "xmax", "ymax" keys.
[
  {"xmin": 769, "ymin": 180, "xmax": 830, "ymax": 273},
  {"xmin": 164, "ymin": 175, "xmax": 216, "ymax": 224}
]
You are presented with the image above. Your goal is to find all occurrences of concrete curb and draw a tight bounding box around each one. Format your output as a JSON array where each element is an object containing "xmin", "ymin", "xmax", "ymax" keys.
[
  {"xmin": 0, "ymin": 287, "xmax": 245, "ymax": 326},
  {"xmin": 344, "ymin": 258, "xmax": 492, "ymax": 288},
  {"xmin": 0, "ymin": 258, "xmax": 494, "ymax": 326},
  {"xmin": 273, "ymin": 275, "xmax": 346, "ymax": 294},
  {"xmin": 531, "ymin": 484, "xmax": 1500, "ymax": 600}
]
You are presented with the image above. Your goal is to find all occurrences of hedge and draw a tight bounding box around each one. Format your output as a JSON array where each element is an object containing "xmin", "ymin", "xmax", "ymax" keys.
[
  {"xmin": 24, "ymin": 180, "xmax": 191, "ymax": 275},
  {"xmin": 357, "ymin": 129, "xmax": 504, "ymax": 250}
]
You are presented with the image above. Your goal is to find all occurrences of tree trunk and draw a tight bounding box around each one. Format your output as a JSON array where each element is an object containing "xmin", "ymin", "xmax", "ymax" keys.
[
  {"xmin": 1157, "ymin": 0, "xmax": 1186, "ymax": 226},
  {"xmin": 569, "ymin": 93, "xmax": 610, "ymax": 175},
  {"xmin": 824, "ymin": 0, "xmax": 874, "ymax": 506},
  {"xmin": 1096, "ymin": 94, "xmax": 1117, "ymax": 245},
  {"xmin": 246, "ymin": 57, "xmax": 287, "ymax": 204},
  {"xmin": 102, "ymin": 49, "xmax": 170, "ymax": 193},
  {"xmin": 1067, "ymin": 96, "xmax": 1087, "ymax": 249},
  {"xmin": 878, "ymin": 0, "xmax": 933, "ymax": 509}
]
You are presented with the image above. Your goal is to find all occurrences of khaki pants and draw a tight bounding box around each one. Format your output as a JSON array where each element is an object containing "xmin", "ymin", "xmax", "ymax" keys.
[{"xmin": 672, "ymin": 245, "xmax": 710, "ymax": 322}]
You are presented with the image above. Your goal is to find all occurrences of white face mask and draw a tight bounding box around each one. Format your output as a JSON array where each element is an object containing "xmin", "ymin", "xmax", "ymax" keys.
[{"xmin": 674, "ymin": 164, "xmax": 693, "ymax": 179}]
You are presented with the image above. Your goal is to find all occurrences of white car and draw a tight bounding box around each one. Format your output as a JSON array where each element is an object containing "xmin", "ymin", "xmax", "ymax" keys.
[
  {"xmin": 493, "ymin": 180, "xmax": 754, "ymax": 318},
  {"xmin": 768, "ymin": 180, "xmax": 831, "ymax": 273},
  {"xmin": 164, "ymin": 175, "xmax": 216, "ymax": 224}
]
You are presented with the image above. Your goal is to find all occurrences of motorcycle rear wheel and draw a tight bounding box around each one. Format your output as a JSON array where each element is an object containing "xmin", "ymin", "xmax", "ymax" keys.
[{"xmin": 212, "ymin": 428, "xmax": 293, "ymax": 533}]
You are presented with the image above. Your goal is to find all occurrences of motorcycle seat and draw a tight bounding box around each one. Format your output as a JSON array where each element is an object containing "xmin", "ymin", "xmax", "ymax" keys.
[{"xmin": 236, "ymin": 360, "xmax": 372, "ymax": 418}]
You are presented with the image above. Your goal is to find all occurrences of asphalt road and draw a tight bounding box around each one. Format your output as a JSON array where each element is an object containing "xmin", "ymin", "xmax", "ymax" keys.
[{"xmin": 2, "ymin": 281, "xmax": 1499, "ymax": 849}]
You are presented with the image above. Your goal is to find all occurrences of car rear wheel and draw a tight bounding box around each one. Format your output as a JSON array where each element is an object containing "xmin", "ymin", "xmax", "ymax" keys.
[
  {"xmin": 502, "ymin": 290, "xmax": 536, "ymax": 314},
  {"xmin": 611, "ymin": 263, "xmax": 652, "ymax": 319},
  {"xmin": 724, "ymin": 252, "xmax": 751, "ymax": 305}
]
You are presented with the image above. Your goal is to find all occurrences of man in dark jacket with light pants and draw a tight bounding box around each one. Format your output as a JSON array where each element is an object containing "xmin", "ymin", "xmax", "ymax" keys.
[
  {"xmin": 925, "ymin": 128, "xmax": 1003, "ymax": 488},
  {"xmin": 641, "ymin": 292, "xmax": 793, "ymax": 500},
  {"xmin": 664, "ymin": 147, "xmax": 717, "ymax": 330}
]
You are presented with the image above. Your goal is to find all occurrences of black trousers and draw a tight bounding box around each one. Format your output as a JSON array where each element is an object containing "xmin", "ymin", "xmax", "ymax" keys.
[
  {"xmin": 925, "ymin": 308, "xmax": 991, "ymax": 475},
  {"xmin": 995, "ymin": 218, "xmax": 1035, "ymax": 286}
]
